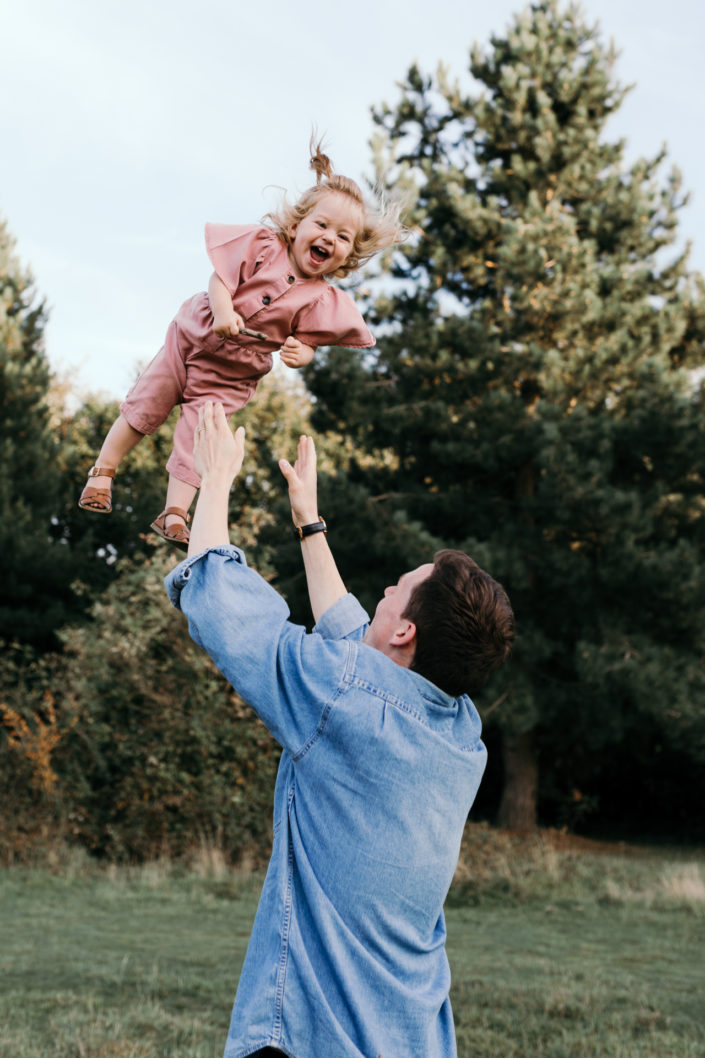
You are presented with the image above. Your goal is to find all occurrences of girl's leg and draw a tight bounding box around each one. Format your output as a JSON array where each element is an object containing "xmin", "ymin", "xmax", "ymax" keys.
[
  {"xmin": 163, "ymin": 476, "xmax": 198, "ymax": 531},
  {"xmin": 150, "ymin": 474, "xmax": 197, "ymax": 551},
  {"xmin": 90, "ymin": 414, "xmax": 145, "ymax": 489},
  {"xmin": 79, "ymin": 414, "xmax": 145, "ymax": 512}
]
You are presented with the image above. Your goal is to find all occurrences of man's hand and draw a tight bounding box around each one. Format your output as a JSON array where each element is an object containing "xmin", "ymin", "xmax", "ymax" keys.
[
  {"xmin": 279, "ymin": 337, "xmax": 316, "ymax": 368},
  {"xmin": 279, "ymin": 435, "xmax": 319, "ymax": 527},
  {"xmin": 280, "ymin": 435, "xmax": 346, "ymax": 621},
  {"xmin": 193, "ymin": 402, "xmax": 245, "ymax": 486},
  {"xmin": 187, "ymin": 403, "xmax": 245, "ymax": 557}
]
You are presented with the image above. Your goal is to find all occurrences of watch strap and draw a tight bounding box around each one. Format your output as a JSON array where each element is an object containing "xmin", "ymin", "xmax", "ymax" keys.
[{"xmin": 293, "ymin": 518, "xmax": 327, "ymax": 541}]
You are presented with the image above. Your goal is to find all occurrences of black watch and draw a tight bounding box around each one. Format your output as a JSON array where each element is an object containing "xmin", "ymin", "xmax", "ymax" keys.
[{"xmin": 292, "ymin": 518, "xmax": 327, "ymax": 541}]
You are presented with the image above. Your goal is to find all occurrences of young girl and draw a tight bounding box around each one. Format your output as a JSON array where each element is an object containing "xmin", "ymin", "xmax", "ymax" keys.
[{"xmin": 79, "ymin": 138, "xmax": 404, "ymax": 550}]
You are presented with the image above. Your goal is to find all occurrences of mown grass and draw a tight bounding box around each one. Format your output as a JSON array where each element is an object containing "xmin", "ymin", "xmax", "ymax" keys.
[
  {"xmin": 1, "ymin": 829, "xmax": 704, "ymax": 1057},
  {"xmin": 449, "ymin": 827, "xmax": 705, "ymax": 1057}
]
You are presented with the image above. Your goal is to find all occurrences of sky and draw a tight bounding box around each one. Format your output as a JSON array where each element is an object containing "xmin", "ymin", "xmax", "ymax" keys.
[{"xmin": 3, "ymin": 0, "xmax": 705, "ymax": 400}]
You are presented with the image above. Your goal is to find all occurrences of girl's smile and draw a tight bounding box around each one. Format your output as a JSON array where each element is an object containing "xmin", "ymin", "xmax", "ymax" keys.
[{"xmin": 288, "ymin": 193, "xmax": 362, "ymax": 278}]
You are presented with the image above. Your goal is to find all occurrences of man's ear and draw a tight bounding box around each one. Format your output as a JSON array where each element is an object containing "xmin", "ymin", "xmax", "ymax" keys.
[{"xmin": 392, "ymin": 620, "xmax": 416, "ymax": 647}]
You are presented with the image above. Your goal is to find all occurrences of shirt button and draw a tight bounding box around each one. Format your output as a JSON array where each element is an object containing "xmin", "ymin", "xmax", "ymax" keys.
[
  {"xmin": 262, "ymin": 295, "xmax": 271, "ymax": 305},
  {"xmin": 287, "ymin": 275, "xmax": 295, "ymax": 284}
]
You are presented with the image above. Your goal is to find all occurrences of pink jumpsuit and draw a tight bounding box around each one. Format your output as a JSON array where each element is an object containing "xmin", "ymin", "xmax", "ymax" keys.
[{"xmin": 120, "ymin": 224, "xmax": 374, "ymax": 487}]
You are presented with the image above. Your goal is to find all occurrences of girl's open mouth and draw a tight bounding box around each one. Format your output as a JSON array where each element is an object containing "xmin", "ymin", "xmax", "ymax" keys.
[{"xmin": 310, "ymin": 246, "xmax": 330, "ymax": 262}]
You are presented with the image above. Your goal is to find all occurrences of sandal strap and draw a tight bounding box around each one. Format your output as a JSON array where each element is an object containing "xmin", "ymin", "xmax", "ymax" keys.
[
  {"xmin": 82, "ymin": 487, "xmax": 112, "ymax": 500},
  {"xmin": 87, "ymin": 465, "xmax": 116, "ymax": 479},
  {"xmin": 162, "ymin": 507, "xmax": 191, "ymax": 524},
  {"xmin": 78, "ymin": 482, "xmax": 113, "ymax": 513}
]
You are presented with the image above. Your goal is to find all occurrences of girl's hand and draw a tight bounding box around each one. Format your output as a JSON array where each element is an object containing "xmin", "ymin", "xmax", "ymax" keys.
[
  {"xmin": 279, "ymin": 337, "xmax": 316, "ymax": 368},
  {"xmin": 278, "ymin": 435, "xmax": 319, "ymax": 527},
  {"xmin": 212, "ymin": 310, "xmax": 245, "ymax": 339}
]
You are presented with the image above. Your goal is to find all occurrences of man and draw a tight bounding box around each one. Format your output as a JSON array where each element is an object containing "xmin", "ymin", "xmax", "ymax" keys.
[{"xmin": 165, "ymin": 402, "xmax": 515, "ymax": 1058}]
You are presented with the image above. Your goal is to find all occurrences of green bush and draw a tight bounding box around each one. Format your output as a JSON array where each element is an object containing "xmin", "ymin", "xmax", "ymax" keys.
[{"xmin": 1, "ymin": 553, "xmax": 280, "ymax": 865}]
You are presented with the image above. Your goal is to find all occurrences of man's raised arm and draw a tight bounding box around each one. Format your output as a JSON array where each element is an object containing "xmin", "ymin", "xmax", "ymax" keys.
[
  {"xmin": 279, "ymin": 436, "xmax": 347, "ymax": 625},
  {"xmin": 188, "ymin": 401, "xmax": 245, "ymax": 555}
]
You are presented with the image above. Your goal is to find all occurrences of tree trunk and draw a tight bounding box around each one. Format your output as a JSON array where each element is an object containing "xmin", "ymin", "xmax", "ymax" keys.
[{"xmin": 497, "ymin": 730, "xmax": 538, "ymax": 830}]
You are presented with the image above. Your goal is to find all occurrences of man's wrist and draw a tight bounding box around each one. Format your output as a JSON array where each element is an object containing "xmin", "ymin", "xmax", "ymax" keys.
[
  {"xmin": 292, "ymin": 517, "xmax": 327, "ymax": 541},
  {"xmin": 199, "ymin": 470, "xmax": 238, "ymax": 491}
]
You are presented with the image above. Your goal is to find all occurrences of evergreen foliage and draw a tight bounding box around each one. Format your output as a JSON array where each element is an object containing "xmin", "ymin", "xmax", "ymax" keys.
[
  {"xmin": 0, "ymin": 556, "xmax": 280, "ymax": 863},
  {"xmin": 56, "ymin": 394, "xmax": 180, "ymax": 576},
  {"xmin": 4, "ymin": 1, "xmax": 705, "ymax": 851},
  {"xmin": 0, "ymin": 219, "xmax": 87, "ymax": 648},
  {"xmin": 1, "ymin": 370, "xmax": 313, "ymax": 863},
  {"xmin": 58, "ymin": 553, "xmax": 280, "ymax": 862},
  {"xmin": 304, "ymin": 0, "xmax": 705, "ymax": 828}
]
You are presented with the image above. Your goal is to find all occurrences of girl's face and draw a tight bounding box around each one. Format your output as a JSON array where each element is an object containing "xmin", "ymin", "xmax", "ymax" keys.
[{"xmin": 288, "ymin": 193, "xmax": 362, "ymax": 278}]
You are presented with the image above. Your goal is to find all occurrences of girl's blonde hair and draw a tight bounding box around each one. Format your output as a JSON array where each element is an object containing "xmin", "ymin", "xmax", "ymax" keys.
[{"xmin": 266, "ymin": 136, "xmax": 406, "ymax": 279}]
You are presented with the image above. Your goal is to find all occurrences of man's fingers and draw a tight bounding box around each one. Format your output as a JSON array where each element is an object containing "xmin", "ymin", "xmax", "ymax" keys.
[
  {"xmin": 200, "ymin": 400, "xmax": 214, "ymax": 429},
  {"xmin": 278, "ymin": 458, "xmax": 295, "ymax": 483},
  {"xmin": 280, "ymin": 437, "xmax": 317, "ymax": 484},
  {"xmin": 299, "ymin": 435, "xmax": 316, "ymax": 470}
]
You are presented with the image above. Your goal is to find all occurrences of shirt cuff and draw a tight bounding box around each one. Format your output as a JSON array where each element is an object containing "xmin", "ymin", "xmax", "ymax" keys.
[
  {"xmin": 164, "ymin": 545, "xmax": 247, "ymax": 610},
  {"xmin": 313, "ymin": 592, "xmax": 369, "ymax": 641}
]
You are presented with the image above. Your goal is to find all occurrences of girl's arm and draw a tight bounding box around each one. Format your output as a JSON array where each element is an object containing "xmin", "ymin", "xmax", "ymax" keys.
[
  {"xmin": 208, "ymin": 272, "xmax": 245, "ymax": 338},
  {"xmin": 278, "ymin": 435, "xmax": 347, "ymax": 624}
]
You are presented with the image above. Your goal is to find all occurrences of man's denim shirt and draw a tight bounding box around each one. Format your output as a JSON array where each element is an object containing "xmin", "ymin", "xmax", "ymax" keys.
[{"xmin": 166, "ymin": 546, "xmax": 487, "ymax": 1058}]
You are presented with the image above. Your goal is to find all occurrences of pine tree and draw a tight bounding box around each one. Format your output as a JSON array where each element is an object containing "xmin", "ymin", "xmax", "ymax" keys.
[
  {"xmin": 0, "ymin": 218, "xmax": 83, "ymax": 648},
  {"xmin": 305, "ymin": 1, "xmax": 705, "ymax": 829}
]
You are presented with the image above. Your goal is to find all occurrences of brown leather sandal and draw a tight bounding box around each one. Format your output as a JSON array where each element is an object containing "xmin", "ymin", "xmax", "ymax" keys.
[
  {"xmin": 150, "ymin": 507, "xmax": 191, "ymax": 552},
  {"xmin": 78, "ymin": 466, "xmax": 116, "ymax": 513}
]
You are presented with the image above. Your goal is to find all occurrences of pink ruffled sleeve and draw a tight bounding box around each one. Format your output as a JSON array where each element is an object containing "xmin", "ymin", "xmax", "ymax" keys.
[
  {"xmin": 294, "ymin": 286, "xmax": 375, "ymax": 349},
  {"xmin": 205, "ymin": 224, "xmax": 276, "ymax": 294}
]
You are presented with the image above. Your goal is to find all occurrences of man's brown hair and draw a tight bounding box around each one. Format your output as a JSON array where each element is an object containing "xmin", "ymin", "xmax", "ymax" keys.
[{"xmin": 403, "ymin": 550, "xmax": 514, "ymax": 698}]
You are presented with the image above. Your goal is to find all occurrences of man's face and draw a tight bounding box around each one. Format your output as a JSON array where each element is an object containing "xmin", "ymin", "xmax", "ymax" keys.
[{"xmin": 363, "ymin": 563, "xmax": 434, "ymax": 653}]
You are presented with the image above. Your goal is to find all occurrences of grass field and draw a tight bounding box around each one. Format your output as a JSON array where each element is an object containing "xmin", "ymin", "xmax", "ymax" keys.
[{"xmin": 1, "ymin": 830, "xmax": 704, "ymax": 1058}]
